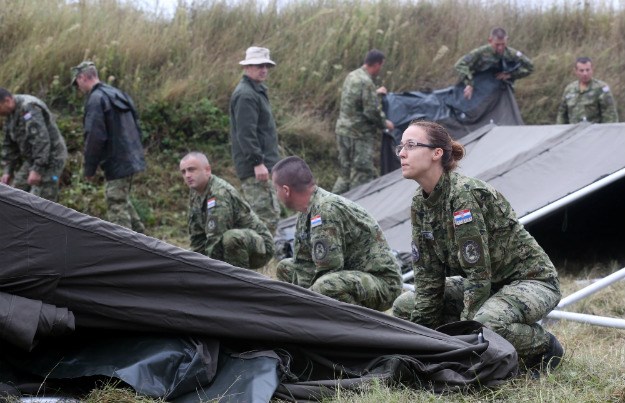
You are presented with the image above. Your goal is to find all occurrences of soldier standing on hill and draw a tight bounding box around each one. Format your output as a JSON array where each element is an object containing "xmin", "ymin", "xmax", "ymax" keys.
[
  {"xmin": 229, "ymin": 46, "xmax": 281, "ymax": 235},
  {"xmin": 332, "ymin": 49, "xmax": 394, "ymax": 194},
  {"xmin": 455, "ymin": 27, "xmax": 534, "ymax": 100},
  {"xmin": 273, "ymin": 156, "xmax": 402, "ymax": 311},
  {"xmin": 71, "ymin": 61, "xmax": 146, "ymax": 232},
  {"xmin": 0, "ymin": 88, "xmax": 67, "ymax": 202},
  {"xmin": 180, "ymin": 152, "xmax": 274, "ymax": 269},
  {"xmin": 556, "ymin": 57, "xmax": 618, "ymax": 124}
]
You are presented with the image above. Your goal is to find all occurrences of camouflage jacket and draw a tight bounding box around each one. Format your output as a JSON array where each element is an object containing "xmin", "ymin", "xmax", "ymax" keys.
[
  {"xmin": 410, "ymin": 172, "xmax": 559, "ymax": 328},
  {"xmin": 335, "ymin": 67, "xmax": 386, "ymax": 139},
  {"xmin": 2, "ymin": 95, "xmax": 67, "ymax": 176},
  {"xmin": 229, "ymin": 75, "xmax": 280, "ymax": 180},
  {"xmin": 291, "ymin": 187, "xmax": 401, "ymax": 288},
  {"xmin": 188, "ymin": 174, "xmax": 273, "ymax": 259},
  {"xmin": 556, "ymin": 78, "xmax": 619, "ymax": 124},
  {"xmin": 454, "ymin": 45, "xmax": 534, "ymax": 86}
]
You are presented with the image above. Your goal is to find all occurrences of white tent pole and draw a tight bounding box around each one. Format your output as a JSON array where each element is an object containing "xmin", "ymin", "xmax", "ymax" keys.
[
  {"xmin": 556, "ymin": 267, "xmax": 625, "ymax": 309},
  {"xmin": 520, "ymin": 166, "xmax": 625, "ymax": 225},
  {"xmin": 547, "ymin": 310, "xmax": 625, "ymax": 329}
]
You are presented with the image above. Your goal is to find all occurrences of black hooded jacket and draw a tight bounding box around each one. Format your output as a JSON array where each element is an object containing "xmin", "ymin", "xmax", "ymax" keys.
[{"xmin": 83, "ymin": 83, "xmax": 146, "ymax": 180}]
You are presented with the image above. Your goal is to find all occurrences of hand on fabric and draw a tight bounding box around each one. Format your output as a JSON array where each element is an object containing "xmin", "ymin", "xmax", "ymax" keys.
[
  {"xmin": 0, "ymin": 173, "xmax": 11, "ymax": 184},
  {"xmin": 495, "ymin": 72, "xmax": 511, "ymax": 81},
  {"xmin": 463, "ymin": 85, "xmax": 474, "ymax": 100},
  {"xmin": 27, "ymin": 170, "xmax": 42, "ymax": 186}
]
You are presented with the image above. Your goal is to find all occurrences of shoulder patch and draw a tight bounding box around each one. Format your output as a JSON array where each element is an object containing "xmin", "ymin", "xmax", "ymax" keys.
[
  {"xmin": 461, "ymin": 239, "xmax": 481, "ymax": 264},
  {"xmin": 516, "ymin": 50, "xmax": 523, "ymax": 57},
  {"xmin": 453, "ymin": 209, "xmax": 473, "ymax": 226},
  {"xmin": 22, "ymin": 112, "xmax": 32, "ymax": 121},
  {"xmin": 310, "ymin": 214, "xmax": 322, "ymax": 228},
  {"xmin": 602, "ymin": 85, "xmax": 611, "ymax": 93},
  {"xmin": 207, "ymin": 216, "xmax": 218, "ymax": 232},
  {"xmin": 411, "ymin": 241, "xmax": 420, "ymax": 263},
  {"xmin": 28, "ymin": 122, "xmax": 41, "ymax": 136},
  {"xmin": 313, "ymin": 239, "xmax": 329, "ymax": 261},
  {"xmin": 206, "ymin": 197, "xmax": 216, "ymax": 210}
]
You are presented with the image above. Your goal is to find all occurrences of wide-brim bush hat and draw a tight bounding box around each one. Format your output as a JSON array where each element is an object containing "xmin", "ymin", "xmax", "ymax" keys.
[{"xmin": 239, "ymin": 47, "xmax": 275, "ymax": 66}]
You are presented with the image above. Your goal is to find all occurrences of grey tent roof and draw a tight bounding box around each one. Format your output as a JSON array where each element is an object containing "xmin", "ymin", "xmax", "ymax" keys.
[
  {"xmin": 278, "ymin": 123, "xmax": 625, "ymax": 253},
  {"xmin": 0, "ymin": 184, "xmax": 518, "ymax": 401}
]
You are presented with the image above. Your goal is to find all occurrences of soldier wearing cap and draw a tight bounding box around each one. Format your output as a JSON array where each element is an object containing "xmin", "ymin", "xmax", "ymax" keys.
[
  {"xmin": 272, "ymin": 156, "xmax": 402, "ymax": 311},
  {"xmin": 556, "ymin": 57, "xmax": 618, "ymax": 124},
  {"xmin": 0, "ymin": 87, "xmax": 67, "ymax": 202},
  {"xmin": 332, "ymin": 49, "xmax": 394, "ymax": 194},
  {"xmin": 455, "ymin": 27, "xmax": 534, "ymax": 100},
  {"xmin": 229, "ymin": 46, "xmax": 281, "ymax": 235},
  {"xmin": 180, "ymin": 151, "xmax": 274, "ymax": 269},
  {"xmin": 71, "ymin": 61, "xmax": 146, "ymax": 232}
]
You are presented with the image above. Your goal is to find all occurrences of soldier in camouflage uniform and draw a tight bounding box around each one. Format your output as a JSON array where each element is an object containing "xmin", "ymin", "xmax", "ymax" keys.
[
  {"xmin": 0, "ymin": 88, "xmax": 67, "ymax": 202},
  {"xmin": 332, "ymin": 49, "xmax": 394, "ymax": 194},
  {"xmin": 556, "ymin": 57, "xmax": 618, "ymax": 124},
  {"xmin": 272, "ymin": 156, "xmax": 402, "ymax": 311},
  {"xmin": 180, "ymin": 152, "xmax": 274, "ymax": 269},
  {"xmin": 455, "ymin": 27, "xmax": 533, "ymax": 100},
  {"xmin": 392, "ymin": 121, "xmax": 563, "ymax": 373},
  {"xmin": 71, "ymin": 61, "xmax": 146, "ymax": 232},
  {"xmin": 230, "ymin": 47, "xmax": 281, "ymax": 234}
]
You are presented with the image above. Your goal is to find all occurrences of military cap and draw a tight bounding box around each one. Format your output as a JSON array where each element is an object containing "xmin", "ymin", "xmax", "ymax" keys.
[{"xmin": 70, "ymin": 61, "xmax": 96, "ymax": 85}]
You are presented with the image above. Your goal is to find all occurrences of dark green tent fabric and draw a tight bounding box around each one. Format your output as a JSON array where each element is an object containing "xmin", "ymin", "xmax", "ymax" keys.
[{"xmin": 0, "ymin": 184, "xmax": 518, "ymax": 401}]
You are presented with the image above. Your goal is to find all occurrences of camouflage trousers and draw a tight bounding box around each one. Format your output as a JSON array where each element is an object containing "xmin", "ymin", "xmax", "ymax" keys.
[
  {"xmin": 220, "ymin": 228, "xmax": 272, "ymax": 270},
  {"xmin": 392, "ymin": 276, "xmax": 560, "ymax": 360},
  {"xmin": 331, "ymin": 134, "xmax": 377, "ymax": 194},
  {"xmin": 240, "ymin": 177, "xmax": 280, "ymax": 235},
  {"xmin": 13, "ymin": 160, "xmax": 65, "ymax": 202},
  {"xmin": 277, "ymin": 258, "xmax": 400, "ymax": 311},
  {"xmin": 105, "ymin": 176, "xmax": 145, "ymax": 233}
]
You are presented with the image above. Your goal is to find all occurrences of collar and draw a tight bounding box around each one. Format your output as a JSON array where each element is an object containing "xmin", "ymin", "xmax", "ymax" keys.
[
  {"xmin": 423, "ymin": 171, "xmax": 449, "ymax": 207},
  {"xmin": 242, "ymin": 75, "xmax": 267, "ymax": 93}
]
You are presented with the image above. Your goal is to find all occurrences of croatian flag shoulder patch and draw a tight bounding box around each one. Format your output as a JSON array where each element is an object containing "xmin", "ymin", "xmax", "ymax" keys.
[
  {"xmin": 310, "ymin": 214, "xmax": 322, "ymax": 228},
  {"xmin": 206, "ymin": 197, "xmax": 216, "ymax": 209},
  {"xmin": 453, "ymin": 209, "xmax": 473, "ymax": 226}
]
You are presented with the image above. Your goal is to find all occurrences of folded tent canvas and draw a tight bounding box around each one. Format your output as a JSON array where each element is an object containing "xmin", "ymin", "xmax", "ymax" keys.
[{"xmin": 0, "ymin": 184, "xmax": 518, "ymax": 401}]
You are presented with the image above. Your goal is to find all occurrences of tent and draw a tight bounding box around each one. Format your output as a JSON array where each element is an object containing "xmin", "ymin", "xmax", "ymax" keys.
[
  {"xmin": 277, "ymin": 122, "xmax": 625, "ymax": 257},
  {"xmin": 0, "ymin": 185, "xmax": 518, "ymax": 401},
  {"xmin": 380, "ymin": 71, "xmax": 525, "ymax": 175}
]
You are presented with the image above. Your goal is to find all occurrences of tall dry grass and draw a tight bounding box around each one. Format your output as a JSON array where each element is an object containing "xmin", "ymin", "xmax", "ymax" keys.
[{"xmin": 0, "ymin": 0, "xmax": 623, "ymax": 125}]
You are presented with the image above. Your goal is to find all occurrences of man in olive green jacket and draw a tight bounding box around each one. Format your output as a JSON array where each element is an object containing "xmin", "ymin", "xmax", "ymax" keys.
[{"xmin": 229, "ymin": 46, "xmax": 281, "ymax": 234}]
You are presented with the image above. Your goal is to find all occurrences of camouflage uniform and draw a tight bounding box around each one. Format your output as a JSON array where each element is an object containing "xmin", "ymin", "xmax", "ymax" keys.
[
  {"xmin": 454, "ymin": 45, "xmax": 533, "ymax": 86},
  {"xmin": 332, "ymin": 67, "xmax": 387, "ymax": 194},
  {"xmin": 1, "ymin": 95, "xmax": 67, "ymax": 202},
  {"xmin": 392, "ymin": 172, "xmax": 560, "ymax": 361},
  {"xmin": 229, "ymin": 75, "xmax": 281, "ymax": 233},
  {"xmin": 188, "ymin": 175, "xmax": 274, "ymax": 270},
  {"xmin": 556, "ymin": 78, "xmax": 619, "ymax": 124},
  {"xmin": 276, "ymin": 187, "xmax": 402, "ymax": 311}
]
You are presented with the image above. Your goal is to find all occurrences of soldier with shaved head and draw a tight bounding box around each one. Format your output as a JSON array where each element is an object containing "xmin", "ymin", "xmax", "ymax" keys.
[{"xmin": 180, "ymin": 151, "xmax": 274, "ymax": 270}]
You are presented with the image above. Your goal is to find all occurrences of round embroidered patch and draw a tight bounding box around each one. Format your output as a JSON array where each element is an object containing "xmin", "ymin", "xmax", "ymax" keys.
[
  {"xmin": 462, "ymin": 240, "xmax": 480, "ymax": 264},
  {"xmin": 313, "ymin": 239, "xmax": 328, "ymax": 261},
  {"xmin": 28, "ymin": 123, "xmax": 40, "ymax": 135},
  {"xmin": 411, "ymin": 241, "xmax": 420, "ymax": 263},
  {"xmin": 207, "ymin": 216, "xmax": 217, "ymax": 232}
]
